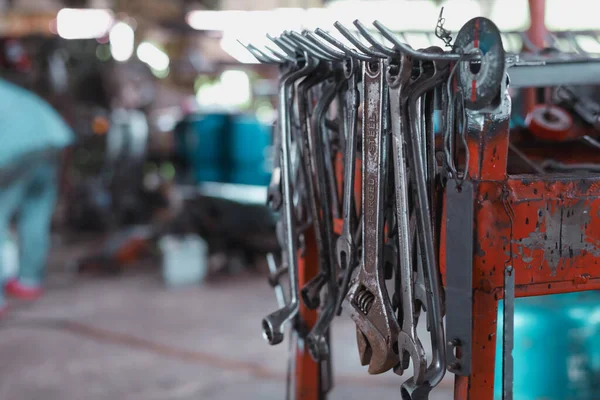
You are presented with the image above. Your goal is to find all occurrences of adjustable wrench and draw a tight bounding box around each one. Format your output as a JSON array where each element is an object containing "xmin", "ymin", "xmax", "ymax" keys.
[
  {"xmin": 345, "ymin": 58, "xmax": 400, "ymax": 374},
  {"xmin": 262, "ymin": 56, "xmax": 317, "ymax": 345},
  {"xmin": 401, "ymin": 48, "xmax": 448, "ymax": 400},
  {"xmin": 335, "ymin": 58, "xmax": 361, "ymax": 316},
  {"xmin": 387, "ymin": 53, "xmax": 427, "ymax": 383}
]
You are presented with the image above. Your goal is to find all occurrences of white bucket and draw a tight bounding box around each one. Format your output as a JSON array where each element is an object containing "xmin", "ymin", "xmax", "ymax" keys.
[{"xmin": 159, "ymin": 234, "xmax": 208, "ymax": 287}]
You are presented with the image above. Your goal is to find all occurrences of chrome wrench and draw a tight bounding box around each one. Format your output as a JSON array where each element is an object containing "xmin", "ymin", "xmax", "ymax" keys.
[
  {"xmin": 401, "ymin": 48, "xmax": 448, "ymax": 400},
  {"xmin": 335, "ymin": 57, "xmax": 361, "ymax": 316},
  {"xmin": 387, "ymin": 53, "xmax": 427, "ymax": 383},
  {"xmin": 262, "ymin": 55, "xmax": 317, "ymax": 345},
  {"xmin": 306, "ymin": 73, "xmax": 344, "ymax": 361}
]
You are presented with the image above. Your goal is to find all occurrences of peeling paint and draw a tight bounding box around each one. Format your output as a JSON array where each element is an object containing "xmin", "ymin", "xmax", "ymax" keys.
[{"xmin": 511, "ymin": 201, "xmax": 600, "ymax": 275}]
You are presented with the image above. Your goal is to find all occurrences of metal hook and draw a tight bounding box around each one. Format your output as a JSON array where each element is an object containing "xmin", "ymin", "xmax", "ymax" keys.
[
  {"xmin": 286, "ymin": 31, "xmax": 341, "ymax": 61},
  {"xmin": 333, "ymin": 21, "xmax": 387, "ymax": 59},
  {"xmin": 302, "ymin": 30, "xmax": 348, "ymax": 60},
  {"xmin": 238, "ymin": 41, "xmax": 277, "ymax": 64},
  {"xmin": 352, "ymin": 19, "xmax": 397, "ymax": 57},
  {"xmin": 267, "ymin": 33, "xmax": 298, "ymax": 58},
  {"xmin": 248, "ymin": 43, "xmax": 286, "ymax": 64},
  {"xmin": 314, "ymin": 28, "xmax": 374, "ymax": 62},
  {"xmin": 265, "ymin": 43, "xmax": 297, "ymax": 62},
  {"xmin": 373, "ymin": 20, "xmax": 470, "ymax": 61}
]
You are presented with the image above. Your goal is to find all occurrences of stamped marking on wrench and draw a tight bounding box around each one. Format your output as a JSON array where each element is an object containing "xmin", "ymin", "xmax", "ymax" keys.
[{"xmin": 346, "ymin": 58, "xmax": 400, "ymax": 375}]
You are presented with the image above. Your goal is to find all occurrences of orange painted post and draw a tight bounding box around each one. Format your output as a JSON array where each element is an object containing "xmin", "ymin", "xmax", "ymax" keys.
[{"xmin": 295, "ymin": 230, "xmax": 324, "ymax": 400}]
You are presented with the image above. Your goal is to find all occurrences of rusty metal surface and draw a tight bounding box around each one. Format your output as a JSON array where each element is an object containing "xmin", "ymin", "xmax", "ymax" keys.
[{"xmin": 460, "ymin": 87, "xmax": 600, "ymax": 398}]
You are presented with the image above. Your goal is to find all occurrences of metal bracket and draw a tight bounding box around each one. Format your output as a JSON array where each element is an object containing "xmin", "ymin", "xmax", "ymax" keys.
[
  {"xmin": 503, "ymin": 265, "xmax": 515, "ymax": 400},
  {"xmin": 445, "ymin": 179, "xmax": 474, "ymax": 376}
]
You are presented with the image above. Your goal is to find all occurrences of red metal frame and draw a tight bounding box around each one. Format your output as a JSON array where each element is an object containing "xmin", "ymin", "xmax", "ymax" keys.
[{"xmin": 450, "ymin": 99, "xmax": 600, "ymax": 398}]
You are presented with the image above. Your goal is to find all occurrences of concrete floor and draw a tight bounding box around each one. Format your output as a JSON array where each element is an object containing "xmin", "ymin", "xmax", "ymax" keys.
[{"xmin": 0, "ymin": 243, "xmax": 454, "ymax": 400}]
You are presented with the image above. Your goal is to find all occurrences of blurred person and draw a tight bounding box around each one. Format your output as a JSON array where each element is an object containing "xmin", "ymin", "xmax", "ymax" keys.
[{"xmin": 0, "ymin": 77, "xmax": 74, "ymax": 314}]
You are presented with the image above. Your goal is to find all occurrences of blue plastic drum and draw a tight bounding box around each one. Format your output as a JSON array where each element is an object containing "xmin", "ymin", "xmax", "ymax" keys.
[{"xmin": 494, "ymin": 292, "xmax": 600, "ymax": 399}]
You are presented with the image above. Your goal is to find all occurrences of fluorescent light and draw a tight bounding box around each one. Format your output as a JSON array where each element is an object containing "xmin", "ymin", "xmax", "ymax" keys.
[
  {"xmin": 137, "ymin": 42, "xmax": 170, "ymax": 72},
  {"xmin": 186, "ymin": 10, "xmax": 245, "ymax": 32},
  {"xmin": 56, "ymin": 8, "xmax": 114, "ymax": 39},
  {"xmin": 109, "ymin": 21, "xmax": 134, "ymax": 62}
]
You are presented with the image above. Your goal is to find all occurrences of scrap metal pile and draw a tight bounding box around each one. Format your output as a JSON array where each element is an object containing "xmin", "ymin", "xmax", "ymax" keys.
[{"xmin": 242, "ymin": 11, "xmax": 600, "ymax": 400}]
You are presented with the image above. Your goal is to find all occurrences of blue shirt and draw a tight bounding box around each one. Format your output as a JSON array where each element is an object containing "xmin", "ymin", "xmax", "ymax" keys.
[{"xmin": 0, "ymin": 79, "xmax": 74, "ymax": 169}]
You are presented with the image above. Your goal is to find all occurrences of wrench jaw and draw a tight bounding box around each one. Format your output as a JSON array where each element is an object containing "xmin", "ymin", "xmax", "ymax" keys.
[
  {"xmin": 397, "ymin": 332, "xmax": 427, "ymax": 384},
  {"xmin": 300, "ymin": 272, "xmax": 327, "ymax": 310},
  {"xmin": 356, "ymin": 328, "xmax": 372, "ymax": 365},
  {"xmin": 261, "ymin": 304, "xmax": 297, "ymax": 345},
  {"xmin": 346, "ymin": 282, "xmax": 401, "ymax": 374}
]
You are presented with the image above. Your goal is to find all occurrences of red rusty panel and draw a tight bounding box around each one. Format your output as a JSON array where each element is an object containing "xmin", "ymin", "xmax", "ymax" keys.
[{"xmin": 473, "ymin": 176, "xmax": 600, "ymax": 293}]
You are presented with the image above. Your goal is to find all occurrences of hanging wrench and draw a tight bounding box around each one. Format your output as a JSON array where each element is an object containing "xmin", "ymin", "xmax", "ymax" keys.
[
  {"xmin": 297, "ymin": 62, "xmax": 335, "ymax": 310},
  {"xmin": 262, "ymin": 55, "xmax": 318, "ymax": 345},
  {"xmin": 335, "ymin": 57, "xmax": 361, "ymax": 316},
  {"xmin": 305, "ymin": 73, "xmax": 345, "ymax": 361},
  {"xmin": 387, "ymin": 53, "xmax": 427, "ymax": 383},
  {"xmin": 401, "ymin": 48, "xmax": 448, "ymax": 400},
  {"xmin": 345, "ymin": 58, "xmax": 400, "ymax": 374}
]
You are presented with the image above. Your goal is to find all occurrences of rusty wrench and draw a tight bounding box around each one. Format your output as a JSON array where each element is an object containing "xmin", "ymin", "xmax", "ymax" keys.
[{"xmin": 345, "ymin": 58, "xmax": 400, "ymax": 374}]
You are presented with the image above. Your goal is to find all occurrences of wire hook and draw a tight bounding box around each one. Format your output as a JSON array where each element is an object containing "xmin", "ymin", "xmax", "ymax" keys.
[{"xmin": 315, "ymin": 28, "xmax": 374, "ymax": 62}]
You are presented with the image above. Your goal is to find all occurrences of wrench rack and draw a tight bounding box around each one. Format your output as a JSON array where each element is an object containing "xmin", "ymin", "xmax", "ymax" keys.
[{"xmin": 243, "ymin": 11, "xmax": 600, "ymax": 400}]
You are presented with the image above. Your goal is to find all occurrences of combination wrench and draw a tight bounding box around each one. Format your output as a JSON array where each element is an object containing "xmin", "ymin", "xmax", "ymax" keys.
[
  {"xmin": 388, "ymin": 53, "xmax": 427, "ymax": 383},
  {"xmin": 262, "ymin": 55, "xmax": 317, "ymax": 345},
  {"xmin": 401, "ymin": 48, "xmax": 448, "ymax": 400},
  {"xmin": 297, "ymin": 63, "xmax": 335, "ymax": 311},
  {"xmin": 305, "ymin": 73, "xmax": 345, "ymax": 361},
  {"xmin": 335, "ymin": 57, "xmax": 361, "ymax": 316}
]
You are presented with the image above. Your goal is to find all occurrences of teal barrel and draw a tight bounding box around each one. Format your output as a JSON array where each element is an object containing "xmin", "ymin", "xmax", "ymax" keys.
[
  {"xmin": 494, "ymin": 292, "xmax": 600, "ymax": 399},
  {"xmin": 175, "ymin": 113, "xmax": 230, "ymax": 183},
  {"xmin": 227, "ymin": 114, "xmax": 272, "ymax": 186}
]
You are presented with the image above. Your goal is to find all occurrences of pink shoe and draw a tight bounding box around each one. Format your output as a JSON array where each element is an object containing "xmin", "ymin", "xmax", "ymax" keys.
[{"xmin": 5, "ymin": 280, "xmax": 42, "ymax": 300}]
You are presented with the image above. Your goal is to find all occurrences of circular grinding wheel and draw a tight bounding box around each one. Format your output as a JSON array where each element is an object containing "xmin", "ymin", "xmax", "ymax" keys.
[{"xmin": 453, "ymin": 17, "xmax": 505, "ymax": 110}]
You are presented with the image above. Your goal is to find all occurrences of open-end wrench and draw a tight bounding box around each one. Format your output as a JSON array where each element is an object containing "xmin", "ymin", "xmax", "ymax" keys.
[
  {"xmin": 387, "ymin": 53, "xmax": 427, "ymax": 384},
  {"xmin": 335, "ymin": 57, "xmax": 361, "ymax": 316},
  {"xmin": 401, "ymin": 48, "xmax": 448, "ymax": 400},
  {"xmin": 345, "ymin": 58, "xmax": 400, "ymax": 375},
  {"xmin": 262, "ymin": 55, "xmax": 318, "ymax": 346},
  {"xmin": 305, "ymin": 73, "xmax": 345, "ymax": 361}
]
